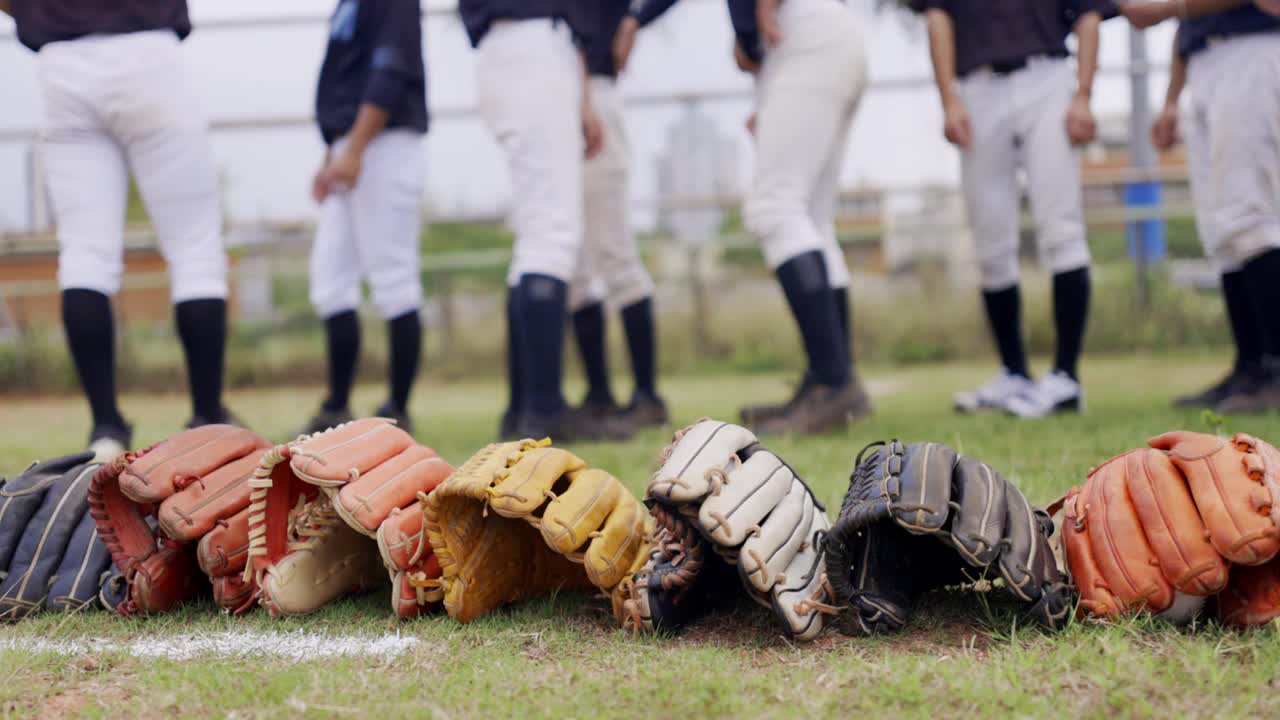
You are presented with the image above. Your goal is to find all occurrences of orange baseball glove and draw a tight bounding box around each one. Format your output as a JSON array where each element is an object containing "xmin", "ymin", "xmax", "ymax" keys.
[{"xmin": 1061, "ymin": 431, "xmax": 1280, "ymax": 625}]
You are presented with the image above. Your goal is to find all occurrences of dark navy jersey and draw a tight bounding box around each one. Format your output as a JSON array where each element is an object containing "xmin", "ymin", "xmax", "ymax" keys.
[
  {"xmin": 10, "ymin": 0, "xmax": 190, "ymax": 52},
  {"xmin": 315, "ymin": 0, "xmax": 428, "ymax": 145},
  {"xmin": 920, "ymin": 0, "xmax": 1118, "ymax": 78},
  {"xmin": 627, "ymin": 0, "xmax": 838, "ymax": 65},
  {"xmin": 586, "ymin": 0, "xmax": 631, "ymax": 77},
  {"xmin": 1178, "ymin": 6, "xmax": 1280, "ymax": 59},
  {"xmin": 458, "ymin": 0, "xmax": 593, "ymax": 49}
]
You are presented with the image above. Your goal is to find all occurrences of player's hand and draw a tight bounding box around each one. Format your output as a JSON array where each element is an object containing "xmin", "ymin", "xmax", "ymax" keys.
[
  {"xmin": 1118, "ymin": 0, "xmax": 1175, "ymax": 29},
  {"xmin": 311, "ymin": 166, "xmax": 331, "ymax": 203},
  {"xmin": 613, "ymin": 16, "xmax": 639, "ymax": 74},
  {"xmin": 583, "ymin": 105, "xmax": 604, "ymax": 160},
  {"xmin": 746, "ymin": 111, "xmax": 757, "ymax": 136},
  {"xmin": 734, "ymin": 41, "xmax": 761, "ymax": 74},
  {"xmin": 1066, "ymin": 93, "xmax": 1097, "ymax": 146},
  {"xmin": 319, "ymin": 149, "xmax": 362, "ymax": 195},
  {"xmin": 1150, "ymin": 103, "xmax": 1180, "ymax": 151},
  {"xmin": 942, "ymin": 96, "xmax": 972, "ymax": 148},
  {"xmin": 757, "ymin": 0, "xmax": 783, "ymax": 49},
  {"xmin": 1258, "ymin": 0, "xmax": 1280, "ymax": 17}
]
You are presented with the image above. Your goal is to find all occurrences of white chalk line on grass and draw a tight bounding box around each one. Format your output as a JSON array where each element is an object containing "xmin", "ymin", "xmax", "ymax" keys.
[{"xmin": 0, "ymin": 630, "xmax": 419, "ymax": 661}]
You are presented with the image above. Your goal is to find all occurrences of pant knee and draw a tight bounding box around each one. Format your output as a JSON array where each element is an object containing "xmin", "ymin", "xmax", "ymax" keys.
[
  {"xmin": 1041, "ymin": 233, "xmax": 1091, "ymax": 276},
  {"xmin": 58, "ymin": 247, "xmax": 123, "ymax": 297}
]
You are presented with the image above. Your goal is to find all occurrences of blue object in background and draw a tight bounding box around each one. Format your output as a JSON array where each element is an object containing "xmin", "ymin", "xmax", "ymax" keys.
[{"xmin": 1125, "ymin": 180, "xmax": 1166, "ymax": 261}]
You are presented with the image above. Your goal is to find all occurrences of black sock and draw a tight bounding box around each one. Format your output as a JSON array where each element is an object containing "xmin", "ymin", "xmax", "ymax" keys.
[
  {"xmin": 61, "ymin": 289, "xmax": 125, "ymax": 428},
  {"xmin": 1052, "ymin": 268, "xmax": 1090, "ymax": 381},
  {"xmin": 833, "ymin": 286, "xmax": 851, "ymax": 365},
  {"xmin": 1242, "ymin": 249, "xmax": 1280, "ymax": 364},
  {"xmin": 387, "ymin": 310, "xmax": 421, "ymax": 413},
  {"xmin": 776, "ymin": 251, "xmax": 849, "ymax": 387},
  {"xmin": 505, "ymin": 287, "xmax": 523, "ymax": 417},
  {"xmin": 515, "ymin": 274, "xmax": 568, "ymax": 415},
  {"xmin": 621, "ymin": 297, "xmax": 657, "ymax": 398},
  {"xmin": 572, "ymin": 302, "xmax": 613, "ymax": 405},
  {"xmin": 175, "ymin": 298, "xmax": 228, "ymax": 422},
  {"xmin": 981, "ymin": 285, "xmax": 1029, "ymax": 378},
  {"xmin": 1222, "ymin": 270, "xmax": 1263, "ymax": 372},
  {"xmin": 322, "ymin": 310, "xmax": 360, "ymax": 413}
]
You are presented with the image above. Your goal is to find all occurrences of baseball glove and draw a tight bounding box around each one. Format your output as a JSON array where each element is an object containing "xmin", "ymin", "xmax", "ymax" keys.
[
  {"xmin": 824, "ymin": 440, "xmax": 1071, "ymax": 634},
  {"xmin": 0, "ymin": 453, "xmax": 115, "ymax": 619},
  {"xmin": 421, "ymin": 438, "xmax": 650, "ymax": 623},
  {"xmin": 623, "ymin": 420, "xmax": 837, "ymax": 640},
  {"xmin": 1061, "ymin": 431, "xmax": 1280, "ymax": 625},
  {"xmin": 89, "ymin": 425, "xmax": 273, "ymax": 614},
  {"xmin": 243, "ymin": 418, "xmax": 452, "ymax": 618}
]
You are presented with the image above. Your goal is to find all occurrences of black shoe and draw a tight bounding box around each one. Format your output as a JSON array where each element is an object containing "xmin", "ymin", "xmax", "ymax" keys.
[
  {"xmin": 1173, "ymin": 366, "xmax": 1264, "ymax": 409},
  {"xmin": 373, "ymin": 402, "xmax": 414, "ymax": 436},
  {"xmin": 185, "ymin": 407, "xmax": 248, "ymax": 430},
  {"xmin": 615, "ymin": 390, "xmax": 669, "ymax": 431},
  {"xmin": 576, "ymin": 392, "xmax": 621, "ymax": 422},
  {"xmin": 739, "ymin": 372, "xmax": 817, "ymax": 426},
  {"xmin": 297, "ymin": 407, "xmax": 354, "ymax": 437},
  {"xmin": 515, "ymin": 405, "xmax": 631, "ymax": 443},
  {"xmin": 88, "ymin": 421, "xmax": 133, "ymax": 463},
  {"xmin": 1217, "ymin": 365, "xmax": 1280, "ymax": 415},
  {"xmin": 752, "ymin": 377, "xmax": 872, "ymax": 436}
]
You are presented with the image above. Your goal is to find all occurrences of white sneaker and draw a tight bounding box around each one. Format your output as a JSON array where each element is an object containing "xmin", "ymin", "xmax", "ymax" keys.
[
  {"xmin": 953, "ymin": 369, "xmax": 1035, "ymax": 414},
  {"xmin": 88, "ymin": 437, "xmax": 127, "ymax": 464},
  {"xmin": 1005, "ymin": 370, "xmax": 1084, "ymax": 418}
]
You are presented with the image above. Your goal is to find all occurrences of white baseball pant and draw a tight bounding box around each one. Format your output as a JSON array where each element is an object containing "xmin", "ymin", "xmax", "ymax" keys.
[
  {"xmin": 38, "ymin": 30, "xmax": 227, "ymax": 302},
  {"xmin": 568, "ymin": 76, "xmax": 656, "ymax": 312},
  {"xmin": 1185, "ymin": 32, "xmax": 1280, "ymax": 273},
  {"xmin": 476, "ymin": 19, "xmax": 584, "ymax": 287},
  {"xmin": 309, "ymin": 129, "xmax": 426, "ymax": 320},
  {"xmin": 955, "ymin": 56, "xmax": 1091, "ymax": 291},
  {"xmin": 744, "ymin": 0, "xmax": 865, "ymax": 289}
]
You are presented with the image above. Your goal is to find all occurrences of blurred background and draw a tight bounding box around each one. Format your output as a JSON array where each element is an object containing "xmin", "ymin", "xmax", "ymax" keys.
[{"xmin": 0, "ymin": 0, "xmax": 1221, "ymax": 396}]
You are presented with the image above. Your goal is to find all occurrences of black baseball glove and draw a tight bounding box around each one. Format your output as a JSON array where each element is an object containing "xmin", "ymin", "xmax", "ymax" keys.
[
  {"xmin": 823, "ymin": 440, "xmax": 1070, "ymax": 633},
  {"xmin": 0, "ymin": 452, "xmax": 117, "ymax": 619}
]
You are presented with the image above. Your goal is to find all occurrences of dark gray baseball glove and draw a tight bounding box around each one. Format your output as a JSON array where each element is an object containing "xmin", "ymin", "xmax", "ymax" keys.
[{"xmin": 823, "ymin": 440, "xmax": 1070, "ymax": 633}]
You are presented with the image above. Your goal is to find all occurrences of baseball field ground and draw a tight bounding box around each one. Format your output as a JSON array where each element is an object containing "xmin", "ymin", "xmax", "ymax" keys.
[{"xmin": 2, "ymin": 353, "xmax": 1278, "ymax": 719}]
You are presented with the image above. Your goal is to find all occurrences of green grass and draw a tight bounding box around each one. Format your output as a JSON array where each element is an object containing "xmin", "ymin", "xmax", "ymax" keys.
[{"xmin": 2, "ymin": 355, "xmax": 1279, "ymax": 719}]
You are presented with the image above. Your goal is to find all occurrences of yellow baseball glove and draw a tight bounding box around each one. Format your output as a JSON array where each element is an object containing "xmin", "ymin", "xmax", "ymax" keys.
[{"xmin": 420, "ymin": 438, "xmax": 650, "ymax": 623}]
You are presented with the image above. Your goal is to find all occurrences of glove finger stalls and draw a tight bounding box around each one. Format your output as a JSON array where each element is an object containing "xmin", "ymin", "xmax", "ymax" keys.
[
  {"xmin": 892, "ymin": 442, "xmax": 956, "ymax": 534},
  {"xmin": 157, "ymin": 451, "xmax": 261, "ymax": 542},
  {"xmin": 739, "ymin": 481, "xmax": 812, "ymax": 593},
  {"xmin": 49, "ymin": 508, "xmax": 114, "ymax": 614},
  {"xmin": 699, "ymin": 450, "xmax": 792, "ymax": 547},
  {"xmin": 121, "ymin": 425, "xmax": 268, "ymax": 504},
  {"xmin": 997, "ymin": 484, "xmax": 1055, "ymax": 603},
  {"xmin": 950, "ymin": 455, "xmax": 1008, "ymax": 566},
  {"xmin": 584, "ymin": 491, "xmax": 647, "ymax": 589},
  {"xmin": 488, "ymin": 447, "xmax": 584, "ymax": 518},
  {"xmin": 197, "ymin": 506, "xmax": 252, "ymax": 577},
  {"xmin": 540, "ymin": 468, "xmax": 622, "ymax": 554},
  {"xmin": 1217, "ymin": 554, "xmax": 1280, "ymax": 627},
  {"xmin": 1081, "ymin": 457, "xmax": 1174, "ymax": 613},
  {"xmin": 289, "ymin": 418, "xmax": 414, "ymax": 488},
  {"xmin": 770, "ymin": 513, "xmax": 831, "ymax": 641},
  {"xmin": 377, "ymin": 501, "xmax": 427, "ymax": 572},
  {"xmin": 1063, "ymin": 486, "xmax": 1123, "ymax": 617},
  {"xmin": 650, "ymin": 421, "xmax": 756, "ymax": 504},
  {"xmin": 1122, "ymin": 448, "xmax": 1227, "ymax": 595},
  {"xmin": 333, "ymin": 447, "xmax": 450, "ymax": 535},
  {"xmin": 1151, "ymin": 430, "xmax": 1280, "ymax": 565},
  {"xmin": 0, "ymin": 453, "xmax": 92, "ymax": 571}
]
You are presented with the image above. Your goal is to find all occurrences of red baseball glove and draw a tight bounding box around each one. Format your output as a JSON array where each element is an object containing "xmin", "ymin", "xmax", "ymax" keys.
[{"xmin": 88, "ymin": 425, "xmax": 272, "ymax": 614}]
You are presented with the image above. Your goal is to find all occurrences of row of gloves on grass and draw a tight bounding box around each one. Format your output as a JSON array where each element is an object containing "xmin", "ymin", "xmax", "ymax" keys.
[{"xmin": 2, "ymin": 418, "xmax": 1278, "ymax": 636}]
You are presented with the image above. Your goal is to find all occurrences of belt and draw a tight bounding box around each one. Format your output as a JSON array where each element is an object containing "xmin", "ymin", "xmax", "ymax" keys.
[{"xmin": 969, "ymin": 51, "xmax": 1068, "ymax": 78}]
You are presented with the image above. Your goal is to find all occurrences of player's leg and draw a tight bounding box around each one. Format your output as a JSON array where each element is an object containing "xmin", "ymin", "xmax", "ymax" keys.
[
  {"xmin": 37, "ymin": 41, "xmax": 132, "ymax": 458},
  {"xmin": 303, "ymin": 183, "xmax": 363, "ymax": 434},
  {"xmin": 348, "ymin": 130, "xmax": 427, "ymax": 432},
  {"xmin": 568, "ymin": 219, "xmax": 614, "ymax": 416},
  {"xmin": 951, "ymin": 72, "xmax": 1032, "ymax": 413},
  {"xmin": 1211, "ymin": 37, "xmax": 1280, "ymax": 413},
  {"xmin": 1009, "ymin": 57, "xmax": 1090, "ymax": 417},
  {"xmin": 1174, "ymin": 57, "xmax": 1263, "ymax": 407},
  {"xmin": 111, "ymin": 32, "xmax": 231, "ymax": 427},
  {"xmin": 477, "ymin": 20, "xmax": 595, "ymax": 440},
  {"xmin": 810, "ymin": 98, "xmax": 858, "ymax": 363},
  {"xmin": 584, "ymin": 76, "xmax": 666, "ymax": 428}
]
